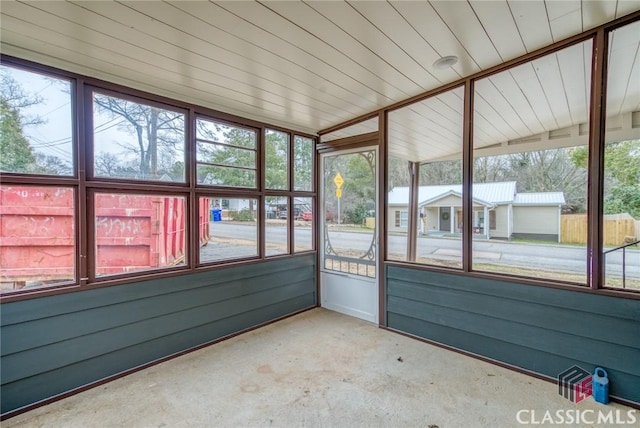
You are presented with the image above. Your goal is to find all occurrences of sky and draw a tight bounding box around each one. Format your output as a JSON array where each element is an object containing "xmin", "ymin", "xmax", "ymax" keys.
[{"xmin": 4, "ymin": 65, "xmax": 74, "ymax": 166}]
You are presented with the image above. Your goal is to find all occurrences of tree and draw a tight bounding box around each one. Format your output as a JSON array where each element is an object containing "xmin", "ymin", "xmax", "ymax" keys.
[
  {"xmin": 388, "ymin": 157, "xmax": 462, "ymax": 190},
  {"xmin": 34, "ymin": 153, "xmax": 73, "ymax": 176},
  {"xmin": 93, "ymin": 94, "xmax": 184, "ymax": 180},
  {"xmin": 293, "ymin": 136, "xmax": 313, "ymax": 191},
  {"xmin": 505, "ymin": 149, "xmax": 587, "ymax": 213},
  {"xmin": 605, "ymin": 186, "xmax": 640, "ymax": 219},
  {"xmin": 343, "ymin": 152, "xmax": 376, "ymax": 203},
  {"xmin": 0, "ymin": 68, "xmax": 44, "ymax": 127},
  {"xmin": 94, "ymin": 152, "xmax": 136, "ymax": 177},
  {"xmin": 197, "ymin": 124, "xmax": 306, "ymax": 192},
  {"xmin": 1, "ymin": 66, "xmax": 73, "ymax": 175},
  {"xmin": 570, "ymin": 141, "xmax": 640, "ymax": 187},
  {"xmin": 468, "ymin": 149, "xmax": 587, "ymax": 213},
  {"xmin": 571, "ymin": 141, "xmax": 640, "ymax": 218},
  {"xmin": 605, "ymin": 140, "xmax": 640, "ymax": 187},
  {"xmin": 0, "ymin": 98, "xmax": 37, "ymax": 173},
  {"xmin": 422, "ymin": 159, "xmax": 462, "ymax": 185},
  {"xmin": 197, "ymin": 124, "xmax": 256, "ymax": 187},
  {"xmin": 473, "ymin": 156, "xmax": 510, "ymax": 183},
  {"xmin": 0, "ymin": 68, "xmax": 42, "ymax": 173},
  {"xmin": 344, "ymin": 202, "xmax": 368, "ymax": 225},
  {"xmin": 323, "ymin": 151, "xmax": 375, "ymax": 223},
  {"xmin": 265, "ymin": 130, "xmax": 288, "ymax": 189},
  {"xmin": 388, "ymin": 156, "xmax": 411, "ymax": 189}
]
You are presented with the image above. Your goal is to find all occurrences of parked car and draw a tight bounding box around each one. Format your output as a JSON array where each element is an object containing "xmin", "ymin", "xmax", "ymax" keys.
[
  {"xmin": 302, "ymin": 211, "xmax": 312, "ymax": 221},
  {"xmin": 279, "ymin": 209, "xmax": 287, "ymax": 219}
]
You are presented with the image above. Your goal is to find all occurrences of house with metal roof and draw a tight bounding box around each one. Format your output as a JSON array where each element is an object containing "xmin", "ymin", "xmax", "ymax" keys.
[{"xmin": 388, "ymin": 182, "xmax": 566, "ymax": 241}]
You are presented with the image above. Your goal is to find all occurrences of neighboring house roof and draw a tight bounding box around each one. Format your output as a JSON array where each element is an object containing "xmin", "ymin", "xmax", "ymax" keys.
[
  {"xmin": 387, "ymin": 186, "xmax": 411, "ymax": 205},
  {"xmin": 475, "ymin": 181, "xmax": 517, "ymax": 205},
  {"xmin": 418, "ymin": 189, "xmax": 493, "ymax": 208},
  {"xmin": 389, "ymin": 181, "xmax": 565, "ymax": 207},
  {"xmin": 513, "ymin": 192, "xmax": 565, "ymax": 206}
]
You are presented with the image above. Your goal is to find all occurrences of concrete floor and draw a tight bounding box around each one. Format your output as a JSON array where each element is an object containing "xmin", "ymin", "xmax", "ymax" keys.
[{"xmin": 4, "ymin": 308, "xmax": 634, "ymax": 427}]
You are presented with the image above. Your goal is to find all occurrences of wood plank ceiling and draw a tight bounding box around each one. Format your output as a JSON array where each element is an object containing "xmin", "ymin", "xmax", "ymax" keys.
[{"xmin": 1, "ymin": 1, "xmax": 639, "ymax": 162}]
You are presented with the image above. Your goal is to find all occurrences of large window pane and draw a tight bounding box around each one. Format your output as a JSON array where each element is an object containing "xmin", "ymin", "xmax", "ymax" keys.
[
  {"xmin": 200, "ymin": 197, "xmax": 258, "ymax": 262},
  {"xmin": 1, "ymin": 185, "xmax": 75, "ymax": 293},
  {"xmin": 473, "ymin": 41, "xmax": 591, "ymax": 284},
  {"xmin": 294, "ymin": 197, "xmax": 313, "ymax": 252},
  {"xmin": 265, "ymin": 129, "xmax": 289, "ymax": 190},
  {"xmin": 92, "ymin": 93, "xmax": 185, "ymax": 182},
  {"xmin": 265, "ymin": 196, "xmax": 288, "ymax": 256},
  {"xmin": 294, "ymin": 136, "xmax": 314, "ymax": 191},
  {"xmin": 1, "ymin": 65, "xmax": 73, "ymax": 176},
  {"xmin": 387, "ymin": 87, "xmax": 464, "ymax": 267},
  {"xmin": 95, "ymin": 193, "xmax": 186, "ymax": 276},
  {"xmin": 196, "ymin": 118, "xmax": 257, "ymax": 188},
  {"xmin": 603, "ymin": 21, "xmax": 640, "ymax": 291}
]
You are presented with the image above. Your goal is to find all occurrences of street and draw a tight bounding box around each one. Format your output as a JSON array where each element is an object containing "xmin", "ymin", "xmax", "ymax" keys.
[{"xmin": 206, "ymin": 222, "xmax": 640, "ymax": 282}]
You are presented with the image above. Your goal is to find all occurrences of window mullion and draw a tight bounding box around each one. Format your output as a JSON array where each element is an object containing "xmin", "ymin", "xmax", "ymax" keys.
[{"xmin": 587, "ymin": 29, "xmax": 608, "ymax": 290}]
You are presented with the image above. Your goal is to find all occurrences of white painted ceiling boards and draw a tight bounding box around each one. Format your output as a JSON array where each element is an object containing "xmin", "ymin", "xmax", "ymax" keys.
[{"xmin": 1, "ymin": 1, "xmax": 639, "ymax": 162}]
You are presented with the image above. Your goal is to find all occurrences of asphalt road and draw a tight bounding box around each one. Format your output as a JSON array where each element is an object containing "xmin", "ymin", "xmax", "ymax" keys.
[{"xmin": 208, "ymin": 222, "xmax": 639, "ymax": 280}]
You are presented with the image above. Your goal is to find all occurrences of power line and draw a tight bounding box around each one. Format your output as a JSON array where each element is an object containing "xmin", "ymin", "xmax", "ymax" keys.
[
  {"xmin": 94, "ymin": 118, "xmax": 127, "ymax": 134},
  {"xmin": 39, "ymin": 101, "xmax": 70, "ymax": 118}
]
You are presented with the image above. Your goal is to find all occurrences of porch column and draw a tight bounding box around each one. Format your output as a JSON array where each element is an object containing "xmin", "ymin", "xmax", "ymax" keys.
[
  {"xmin": 407, "ymin": 162, "xmax": 419, "ymax": 261},
  {"xmin": 450, "ymin": 205, "xmax": 455, "ymax": 233},
  {"xmin": 484, "ymin": 206, "xmax": 489, "ymax": 239},
  {"xmin": 508, "ymin": 204, "xmax": 513, "ymax": 240}
]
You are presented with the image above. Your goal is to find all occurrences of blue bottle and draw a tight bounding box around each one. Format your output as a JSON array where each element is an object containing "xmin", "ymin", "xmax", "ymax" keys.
[{"xmin": 592, "ymin": 367, "xmax": 609, "ymax": 404}]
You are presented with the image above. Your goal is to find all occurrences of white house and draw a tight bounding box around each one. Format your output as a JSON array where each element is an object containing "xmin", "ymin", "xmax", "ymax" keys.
[{"xmin": 388, "ymin": 181, "xmax": 565, "ymax": 241}]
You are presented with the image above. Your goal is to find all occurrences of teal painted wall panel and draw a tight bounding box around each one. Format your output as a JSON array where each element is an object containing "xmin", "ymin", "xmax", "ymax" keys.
[
  {"xmin": 386, "ymin": 266, "xmax": 640, "ymax": 404},
  {"xmin": 3, "ymin": 280, "xmax": 312, "ymax": 383},
  {"xmin": 2, "ymin": 255, "xmax": 316, "ymax": 325},
  {"xmin": 2, "ymin": 293, "xmax": 315, "ymax": 414},
  {"xmin": 387, "ymin": 312, "xmax": 638, "ymax": 402},
  {"xmin": 387, "ymin": 267, "xmax": 640, "ymax": 320},
  {"xmin": 388, "ymin": 279, "xmax": 638, "ymax": 348},
  {"xmin": 1, "ymin": 255, "xmax": 316, "ymax": 415},
  {"xmin": 2, "ymin": 264, "xmax": 314, "ymax": 355}
]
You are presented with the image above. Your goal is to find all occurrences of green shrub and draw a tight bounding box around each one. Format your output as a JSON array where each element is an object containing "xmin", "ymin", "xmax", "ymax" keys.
[
  {"xmin": 231, "ymin": 209, "xmax": 254, "ymax": 221},
  {"xmin": 344, "ymin": 203, "xmax": 368, "ymax": 225}
]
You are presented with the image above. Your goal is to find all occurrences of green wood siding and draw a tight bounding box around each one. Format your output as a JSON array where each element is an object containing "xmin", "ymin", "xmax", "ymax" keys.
[
  {"xmin": 1, "ymin": 255, "xmax": 316, "ymax": 415},
  {"xmin": 386, "ymin": 266, "xmax": 640, "ymax": 404}
]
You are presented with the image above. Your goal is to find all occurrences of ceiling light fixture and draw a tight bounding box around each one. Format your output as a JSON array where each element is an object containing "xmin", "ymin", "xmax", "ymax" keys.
[{"xmin": 433, "ymin": 55, "xmax": 458, "ymax": 69}]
